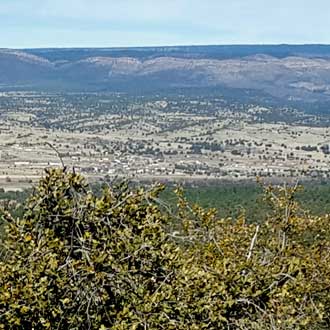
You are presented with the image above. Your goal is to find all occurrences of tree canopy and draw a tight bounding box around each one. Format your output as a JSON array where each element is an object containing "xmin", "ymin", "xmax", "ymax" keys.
[{"xmin": 0, "ymin": 168, "xmax": 329, "ymax": 329}]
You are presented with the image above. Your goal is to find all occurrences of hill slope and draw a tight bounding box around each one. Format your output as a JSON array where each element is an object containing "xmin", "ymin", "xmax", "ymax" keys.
[{"xmin": 1, "ymin": 45, "xmax": 330, "ymax": 105}]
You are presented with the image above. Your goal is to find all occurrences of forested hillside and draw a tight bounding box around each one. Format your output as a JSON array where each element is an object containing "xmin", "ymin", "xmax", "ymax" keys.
[
  {"xmin": 161, "ymin": 182, "xmax": 330, "ymax": 222},
  {"xmin": 0, "ymin": 168, "xmax": 330, "ymax": 329}
]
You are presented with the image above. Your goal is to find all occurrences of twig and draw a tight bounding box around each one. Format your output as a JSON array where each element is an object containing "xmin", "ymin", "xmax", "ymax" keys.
[
  {"xmin": 246, "ymin": 225, "xmax": 260, "ymax": 261},
  {"xmin": 45, "ymin": 142, "xmax": 65, "ymax": 168}
]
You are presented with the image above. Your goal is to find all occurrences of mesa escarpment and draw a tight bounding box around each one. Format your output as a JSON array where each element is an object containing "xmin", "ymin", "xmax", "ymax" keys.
[{"xmin": 1, "ymin": 45, "xmax": 330, "ymax": 104}]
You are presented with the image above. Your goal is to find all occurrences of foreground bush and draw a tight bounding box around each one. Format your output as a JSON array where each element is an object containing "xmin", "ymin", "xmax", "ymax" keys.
[{"xmin": 0, "ymin": 168, "xmax": 329, "ymax": 329}]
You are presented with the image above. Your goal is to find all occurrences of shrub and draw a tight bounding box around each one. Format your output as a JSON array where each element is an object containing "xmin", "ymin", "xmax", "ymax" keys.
[{"xmin": 0, "ymin": 168, "xmax": 329, "ymax": 329}]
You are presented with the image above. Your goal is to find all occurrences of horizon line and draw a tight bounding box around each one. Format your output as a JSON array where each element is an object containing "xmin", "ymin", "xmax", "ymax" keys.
[{"xmin": 3, "ymin": 43, "xmax": 330, "ymax": 50}]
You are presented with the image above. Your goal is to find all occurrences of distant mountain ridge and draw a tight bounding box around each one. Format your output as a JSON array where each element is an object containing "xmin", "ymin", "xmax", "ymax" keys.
[
  {"xmin": 24, "ymin": 45, "xmax": 330, "ymax": 61},
  {"xmin": 2, "ymin": 45, "xmax": 330, "ymax": 107}
]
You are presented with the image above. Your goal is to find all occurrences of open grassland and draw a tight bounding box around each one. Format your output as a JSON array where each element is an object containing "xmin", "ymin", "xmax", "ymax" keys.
[{"xmin": 1, "ymin": 91, "xmax": 330, "ymax": 190}]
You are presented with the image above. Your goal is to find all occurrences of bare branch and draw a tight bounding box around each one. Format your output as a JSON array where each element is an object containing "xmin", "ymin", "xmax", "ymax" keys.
[
  {"xmin": 45, "ymin": 142, "xmax": 65, "ymax": 168},
  {"xmin": 247, "ymin": 225, "xmax": 260, "ymax": 261}
]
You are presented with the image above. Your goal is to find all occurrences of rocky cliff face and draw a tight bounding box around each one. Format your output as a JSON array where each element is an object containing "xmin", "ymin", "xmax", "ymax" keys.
[{"xmin": 1, "ymin": 46, "xmax": 330, "ymax": 104}]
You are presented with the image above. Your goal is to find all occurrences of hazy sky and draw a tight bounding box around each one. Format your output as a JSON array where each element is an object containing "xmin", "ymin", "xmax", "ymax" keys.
[{"xmin": 1, "ymin": 0, "xmax": 329, "ymax": 48}]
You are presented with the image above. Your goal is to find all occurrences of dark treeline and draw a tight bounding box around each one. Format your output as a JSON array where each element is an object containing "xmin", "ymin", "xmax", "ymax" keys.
[
  {"xmin": 2, "ymin": 182, "xmax": 330, "ymax": 224},
  {"xmin": 160, "ymin": 182, "xmax": 330, "ymax": 222}
]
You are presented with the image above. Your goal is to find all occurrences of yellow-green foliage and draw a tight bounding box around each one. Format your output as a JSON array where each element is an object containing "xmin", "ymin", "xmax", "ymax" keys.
[{"xmin": 0, "ymin": 168, "xmax": 329, "ymax": 329}]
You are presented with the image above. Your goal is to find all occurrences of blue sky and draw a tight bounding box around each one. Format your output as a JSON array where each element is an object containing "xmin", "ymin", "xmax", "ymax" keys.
[{"xmin": 1, "ymin": 0, "xmax": 329, "ymax": 48}]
